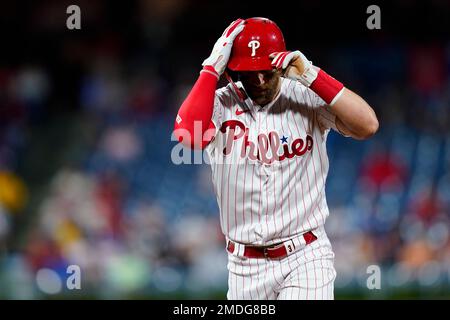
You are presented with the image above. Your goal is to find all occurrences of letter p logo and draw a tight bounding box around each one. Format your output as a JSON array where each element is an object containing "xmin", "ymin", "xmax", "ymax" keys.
[{"xmin": 248, "ymin": 40, "xmax": 260, "ymax": 57}]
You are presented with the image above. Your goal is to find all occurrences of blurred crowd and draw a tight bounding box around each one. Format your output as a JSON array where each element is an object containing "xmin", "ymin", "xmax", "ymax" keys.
[
  {"xmin": 0, "ymin": 0, "xmax": 450, "ymax": 299},
  {"xmin": 0, "ymin": 65, "xmax": 49, "ymax": 248}
]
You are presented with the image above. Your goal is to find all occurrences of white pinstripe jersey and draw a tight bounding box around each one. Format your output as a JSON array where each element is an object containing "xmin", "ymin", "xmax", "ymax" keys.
[{"xmin": 206, "ymin": 77, "xmax": 340, "ymax": 246}]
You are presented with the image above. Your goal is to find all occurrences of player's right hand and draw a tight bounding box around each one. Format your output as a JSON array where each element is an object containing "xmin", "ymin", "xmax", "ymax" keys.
[{"xmin": 202, "ymin": 19, "xmax": 245, "ymax": 76}]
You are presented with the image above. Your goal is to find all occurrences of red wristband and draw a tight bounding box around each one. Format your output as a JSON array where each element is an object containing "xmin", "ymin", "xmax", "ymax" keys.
[{"xmin": 310, "ymin": 69, "xmax": 344, "ymax": 105}]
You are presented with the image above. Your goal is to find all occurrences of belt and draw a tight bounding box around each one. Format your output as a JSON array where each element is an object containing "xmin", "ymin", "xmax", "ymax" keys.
[{"xmin": 226, "ymin": 231, "xmax": 317, "ymax": 259}]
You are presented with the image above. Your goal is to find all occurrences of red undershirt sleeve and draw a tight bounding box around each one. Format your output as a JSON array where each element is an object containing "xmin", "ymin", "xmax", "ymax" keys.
[{"xmin": 173, "ymin": 66, "xmax": 219, "ymax": 149}]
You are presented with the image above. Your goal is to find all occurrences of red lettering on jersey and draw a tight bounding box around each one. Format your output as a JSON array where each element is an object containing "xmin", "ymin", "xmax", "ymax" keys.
[
  {"xmin": 219, "ymin": 120, "xmax": 313, "ymax": 164},
  {"xmin": 220, "ymin": 120, "xmax": 246, "ymax": 156}
]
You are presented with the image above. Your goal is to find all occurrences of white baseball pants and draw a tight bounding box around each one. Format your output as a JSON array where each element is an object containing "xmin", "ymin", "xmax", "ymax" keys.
[{"xmin": 226, "ymin": 226, "xmax": 336, "ymax": 300}]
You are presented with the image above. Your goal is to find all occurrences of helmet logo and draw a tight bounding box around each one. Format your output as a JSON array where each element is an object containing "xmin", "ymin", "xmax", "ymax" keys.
[{"xmin": 248, "ymin": 40, "xmax": 261, "ymax": 57}]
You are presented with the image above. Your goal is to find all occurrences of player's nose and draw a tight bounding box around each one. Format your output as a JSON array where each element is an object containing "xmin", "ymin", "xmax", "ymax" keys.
[
  {"xmin": 257, "ymin": 72, "xmax": 266, "ymax": 85},
  {"xmin": 247, "ymin": 72, "xmax": 266, "ymax": 86}
]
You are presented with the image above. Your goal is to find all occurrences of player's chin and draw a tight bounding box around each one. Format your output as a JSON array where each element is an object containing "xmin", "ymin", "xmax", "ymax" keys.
[{"xmin": 250, "ymin": 90, "xmax": 275, "ymax": 106}]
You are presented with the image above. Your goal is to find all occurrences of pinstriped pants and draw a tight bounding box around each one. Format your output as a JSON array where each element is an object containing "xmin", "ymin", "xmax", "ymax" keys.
[{"xmin": 226, "ymin": 227, "xmax": 337, "ymax": 300}]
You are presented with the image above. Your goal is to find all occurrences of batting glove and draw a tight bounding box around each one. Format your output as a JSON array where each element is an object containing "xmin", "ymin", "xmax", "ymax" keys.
[
  {"xmin": 271, "ymin": 50, "xmax": 345, "ymax": 105},
  {"xmin": 202, "ymin": 19, "xmax": 245, "ymax": 77},
  {"xmin": 270, "ymin": 50, "xmax": 319, "ymax": 87}
]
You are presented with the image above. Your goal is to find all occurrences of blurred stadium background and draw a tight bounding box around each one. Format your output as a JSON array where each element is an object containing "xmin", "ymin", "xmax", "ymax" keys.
[{"xmin": 0, "ymin": 0, "xmax": 450, "ymax": 299}]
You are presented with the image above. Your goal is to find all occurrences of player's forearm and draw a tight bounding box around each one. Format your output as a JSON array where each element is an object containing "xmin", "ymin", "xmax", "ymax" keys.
[
  {"xmin": 306, "ymin": 69, "xmax": 379, "ymax": 139},
  {"xmin": 269, "ymin": 51, "xmax": 379, "ymax": 140},
  {"xmin": 173, "ymin": 66, "xmax": 218, "ymax": 149},
  {"xmin": 330, "ymin": 88, "xmax": 379, "ymax": 140},
  {"xmin": 174, "ymin": 19, "xmax": 244, "ymax": 149}
]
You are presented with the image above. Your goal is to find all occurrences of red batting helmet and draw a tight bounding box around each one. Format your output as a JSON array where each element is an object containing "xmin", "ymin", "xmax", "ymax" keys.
[{"xmin": 227, "ymin": 17, "xmax": 286, "ymax": 71}]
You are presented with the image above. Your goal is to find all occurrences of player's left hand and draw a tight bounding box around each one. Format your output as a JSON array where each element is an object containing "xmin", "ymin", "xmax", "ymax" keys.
[
  {"xmin": 269, "ymin": 50, "xmax": 318, "ymax": 87},
  {"xmin": 202, "ymin": 18, "xmax": 245, "ymax": 76}
]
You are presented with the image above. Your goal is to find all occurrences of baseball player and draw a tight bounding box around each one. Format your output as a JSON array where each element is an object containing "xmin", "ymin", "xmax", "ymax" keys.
[{"xmin": 174, "ymin": 17, "xmax": 378, "ymax": 300}]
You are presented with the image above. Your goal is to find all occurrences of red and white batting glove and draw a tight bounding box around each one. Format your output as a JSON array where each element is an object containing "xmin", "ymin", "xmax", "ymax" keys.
[
  {"xmin": 270, "ymin": 50, "xmax": 317, "ymax": 84},
  {"xmin": 201, "ymin": 19, "xmax": 245, "ymax": 78},
  {"xmin": 270, "ymin": 50, "xmax": 345, "ymax": 106}
]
